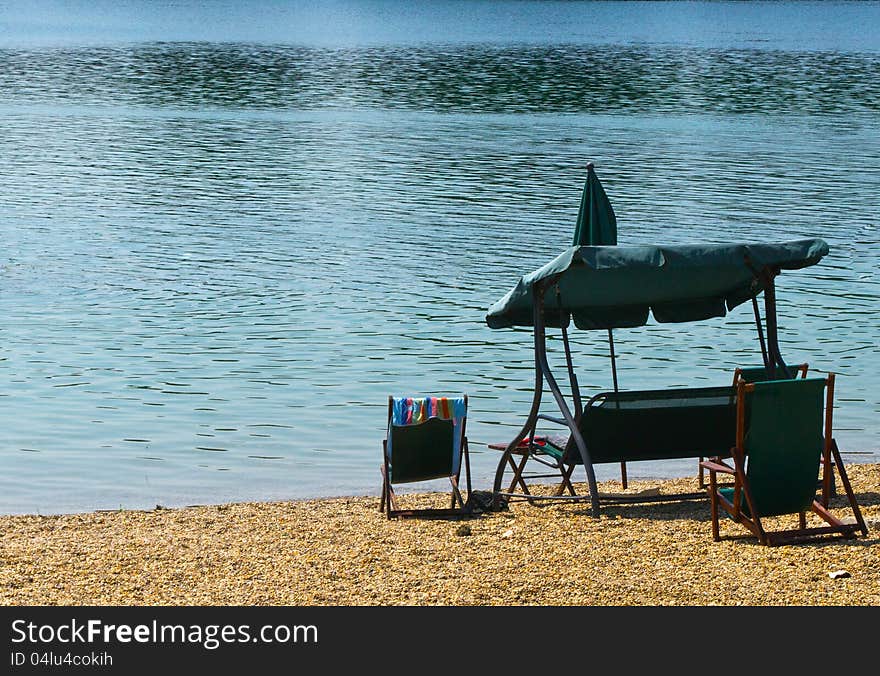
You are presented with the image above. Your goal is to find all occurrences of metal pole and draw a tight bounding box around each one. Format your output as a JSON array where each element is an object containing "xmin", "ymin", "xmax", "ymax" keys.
[
  {"xmin": 751, "ymin": 294, "xmax": 770, "ymax": 369},
  {"xmin": 558, "ymin": 286, "xmax": 582, "ymax": 416},
  {"xmin": 607, "ymin": 328, "xmax": 627, "ymax": 488},
  {"xmin": 534, "ymin": 281, "xmax": 601, "ymax": 516},
  {"xmin": 762, "ymin": 269, "xmax": 791, "ymax": 379},
  {"xmin": 608, "ymin": 329, "xmax": 619, "ymax": 392},
  {"xmin": 491, "ymin": 288, "xmax": 546, "ymax": 498}
]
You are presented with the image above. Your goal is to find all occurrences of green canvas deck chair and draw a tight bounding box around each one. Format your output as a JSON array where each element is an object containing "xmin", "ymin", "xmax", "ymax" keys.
[
  {"xmin": 380, "ymin": 395, "xmax": 472, "ymax": 520},
  {"xmin": 699, "ymin": 374, "xmax": 867, "ymax": 546},
  {"xmin": 733, "ymin": 362, "xmax": 809, "ymax": 385},
  {"xmin": 698, "ymin": 363, "xmax": 809, "ymax": 487}
]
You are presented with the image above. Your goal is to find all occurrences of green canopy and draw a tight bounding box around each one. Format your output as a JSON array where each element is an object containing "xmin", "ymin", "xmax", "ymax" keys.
[{"xmin": 486, "ymin": 238, "xmax": 829, "ymax": 330}]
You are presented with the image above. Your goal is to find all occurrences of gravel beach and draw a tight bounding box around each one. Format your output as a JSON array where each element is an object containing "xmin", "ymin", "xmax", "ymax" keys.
[{"xmin": 2, "ymin": 463, "xmax": 878, "ymax": 606}]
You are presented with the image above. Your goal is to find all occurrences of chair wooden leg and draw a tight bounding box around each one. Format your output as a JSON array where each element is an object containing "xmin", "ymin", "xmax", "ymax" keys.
[
  {"xmin": 450, "ymin": 476, "xmax": 465, "ymax": 511},
  {"xmin": 380, "ymin": 441, "xmax": 389, "ymax": 514},
  {"xmin": 799, "ymin": 512, "xmax": 807, "ymax": 530},
  {"xmin": 382, "ymin": 470, "xmax": 400, "ymax": 520},
  {"xmin": 554, "ymin": 462, "xmax": 577, "ymax": 496},
  {"xmin": 747, "ymin": 504, "xmax": 769, "ymax": 545},
  {"xmin": 811, "ymin": 500, "xmax": 846, "ymax": 528},
  {"xmin": 828, "ymin": 442, "xmax": 868, "ymax": 536},
  {"xmin": 708, "ymin": 470, "xmax": 720, "ymax": 541},
  {"xmin": 821, "ymin": 453, "xmax": 838, "ymax": 503},
  {"xmin": 755, "ymin": 523, "xmax": 770, "ymax": 546},
  {"xmin": 506, "ymin": 453, "xmax": 532, "ymax": 496},
  {"xmin": 462, "ymin": 440, "xmax": 473, "ymax": 504}
]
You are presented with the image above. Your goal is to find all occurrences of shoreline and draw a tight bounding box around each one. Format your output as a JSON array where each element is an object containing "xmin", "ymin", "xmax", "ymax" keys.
[
  {"xmin": 2, "ymin": 463, "xmax": 878, "ymax": 606},
  {"xmin": 6, "ymin": 452, "xmax": 878, "ymax": 519}
]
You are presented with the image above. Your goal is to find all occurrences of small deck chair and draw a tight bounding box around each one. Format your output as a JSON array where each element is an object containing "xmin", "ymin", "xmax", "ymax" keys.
[
  {"xmin": 380, "ymin": 395, "xmax": 472, "ymax": 520},
  {"xmin": 698, "ymin": 363, "xmax": 809, "ymax": 487},
  {"xmin": 699, "ymin": 374, "xmax": 867, "ymax": 546},
  {"xmin": 490, "ymin": 433, "xmax": 576, "ymax": 501}
]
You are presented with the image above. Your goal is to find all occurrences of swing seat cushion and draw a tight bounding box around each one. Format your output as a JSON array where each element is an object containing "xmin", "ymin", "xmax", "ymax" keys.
[{"xmin": 563, "ymin": 385, "xmax": 738, "ymax": 464}]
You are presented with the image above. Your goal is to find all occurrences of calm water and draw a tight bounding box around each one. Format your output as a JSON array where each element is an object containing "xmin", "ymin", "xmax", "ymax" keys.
[{"xmin": 1, "ymin": 1, "xmax": 879, "ymax": 514}]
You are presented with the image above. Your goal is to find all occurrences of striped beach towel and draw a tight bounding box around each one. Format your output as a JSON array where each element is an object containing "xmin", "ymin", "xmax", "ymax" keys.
[{"xmin": 388, "ymin": 395, "xmax": 467, "ymax": 471}]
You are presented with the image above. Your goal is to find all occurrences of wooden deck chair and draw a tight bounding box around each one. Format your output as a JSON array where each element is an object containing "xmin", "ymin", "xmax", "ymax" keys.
[
  {"xmin": 698, "ymin": 363, "xmax": 809, "ymax": 487},
  {"xmin": 490, "ymin": 433, "xmax": 577, "ymax": 501},
  {"xmin": 380, "ymin": 395, "xmax": 472, "ymax": 520},
  {"xmin": 733, "ymin": 363, "xmax": 809, "ymax": 385},
  {"xmin": 699, "ymin": 374, "xmax": 867, "ymax": 546},
  {"xmin": 731, "ymin": 363, "xmax": 840, "ymax": 496}
]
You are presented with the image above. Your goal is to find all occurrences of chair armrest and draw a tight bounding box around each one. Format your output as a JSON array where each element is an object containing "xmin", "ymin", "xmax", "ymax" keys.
[
  {"xmin": 699, "ymin": 459, "xmax": 735, "ymax": 474},
  {"xmin": 537, "ymin": 414, "xmax": 566, "ymax": 426}
]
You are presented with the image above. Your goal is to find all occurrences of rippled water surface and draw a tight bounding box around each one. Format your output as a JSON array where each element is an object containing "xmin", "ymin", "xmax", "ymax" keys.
[{"xmin": 1, "ymin": 1, "xmax": 879, "ymax": 514}]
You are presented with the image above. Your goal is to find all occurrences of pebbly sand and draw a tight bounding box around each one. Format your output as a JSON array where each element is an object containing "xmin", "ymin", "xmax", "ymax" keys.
[{"xmin": 1, "ymin": 463, "xmax": 878, "ymax": 606}]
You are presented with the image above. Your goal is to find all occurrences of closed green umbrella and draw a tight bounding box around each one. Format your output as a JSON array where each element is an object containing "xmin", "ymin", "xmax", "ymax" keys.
[
  {"xmin": 572, "ymin": 162, "xmax": 617, "ymax": 246},
  {"xmin": 570, "ymin": 162, "xmax": 623, "ymax": 482}
]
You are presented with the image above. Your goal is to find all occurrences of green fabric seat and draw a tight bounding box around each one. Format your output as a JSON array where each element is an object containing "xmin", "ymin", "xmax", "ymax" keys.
[
  {"xmin": 561, "ymin": 386, "xmax": 737, "ymax": 465},
  {"xmin": 388, "ymin": 418, "xmax": 455, "ymax": 484},
  {"xmin": 736, "ymin": 363, "xmax": 807, "ymax": 384},
  {"xmin": 380, "ymin": 395, "xmax": 472, "ymax": 520},
  {"xmin": 717, "ymin": 487, "xmax": 743, "ymax": 515},
  {"xmin": 529, "ymin": 434, "xmax": 568, "ymax": 462},
  {"xmin": 696, "ymin": 362, "xmax": 809, "ymax": 487},
  {"xmin": 738, "ymin": 378, "xmax": 825, "ymax": 517}
]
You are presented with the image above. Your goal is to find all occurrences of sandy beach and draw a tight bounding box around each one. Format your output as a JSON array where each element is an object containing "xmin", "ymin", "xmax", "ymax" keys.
[
  {"xmin": 1, "ymin": 463, "xmax": 878, "ymax": 606},
  {"xmin": 0, "ymin": 464, "xmax": 880, "ymax": 606}
]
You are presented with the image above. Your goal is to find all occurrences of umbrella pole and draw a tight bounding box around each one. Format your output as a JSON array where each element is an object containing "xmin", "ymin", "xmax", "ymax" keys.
[
  {"xmin": 608, "ymin": 329, "xmax": 620, "ymax": 392},
  {"xmin": 607, "ymin": 328, "xmax": 627, "ymax": 488},
  {"xmin": 557, "ymin": 283, "xmax": 581, "ymax": 413},
  {"xmin": 561, "ymin": 326, "xmax": 582, "ymax": 415},
  {"xmin": 751, "ymin": 295, "xmax": 770, "ymax": 369}
]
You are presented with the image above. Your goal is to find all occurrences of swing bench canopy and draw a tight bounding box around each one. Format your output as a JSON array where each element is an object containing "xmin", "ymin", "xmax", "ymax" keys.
[
  {"xmin": 486, "ymin": 239, "xmax": 829, "ymax": 331},
  {"xmin": 485, "ymin": 237, "xmax": 831, "ymax": 518}
]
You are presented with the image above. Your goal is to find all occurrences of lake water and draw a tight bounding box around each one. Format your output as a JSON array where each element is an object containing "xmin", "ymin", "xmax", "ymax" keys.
[{"xmin": 1, "ymin": 1, "xmax": 878, "ymax": 514}]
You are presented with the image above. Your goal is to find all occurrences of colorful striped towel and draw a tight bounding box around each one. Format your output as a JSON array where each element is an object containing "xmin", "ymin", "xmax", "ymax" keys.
[{"xmin": 388, "ymin": 395, "xmax": 467, "ymax": 471}]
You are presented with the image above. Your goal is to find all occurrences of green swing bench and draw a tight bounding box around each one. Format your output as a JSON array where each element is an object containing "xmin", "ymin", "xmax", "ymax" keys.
[
  {"xmin": 485, "ymin": 238, "xmax": 851, "ymax": 519},
  {"xmin": 503, "ymin": 385, "xmax": 739, "ymax": 503}
]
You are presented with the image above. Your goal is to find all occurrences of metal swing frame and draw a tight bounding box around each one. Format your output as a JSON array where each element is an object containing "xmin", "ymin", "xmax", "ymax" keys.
[{"xmin": 491, "ymin": 262, "xmax": 795, "ymax": 517}]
